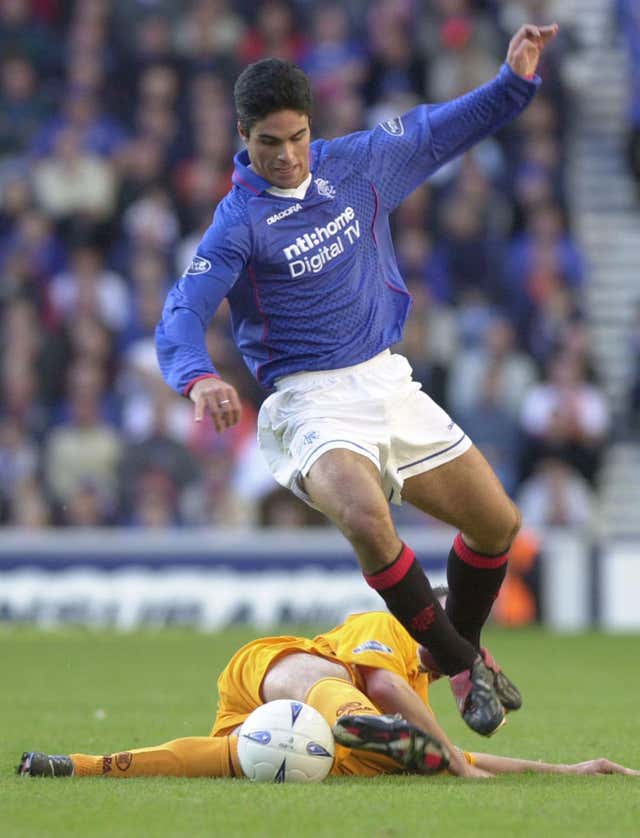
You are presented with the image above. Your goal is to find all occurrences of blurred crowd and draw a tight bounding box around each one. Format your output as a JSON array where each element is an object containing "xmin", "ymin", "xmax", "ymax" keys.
[{"xmin": 0, "ymin": 0, "xmax": 622, "ymax": 532}]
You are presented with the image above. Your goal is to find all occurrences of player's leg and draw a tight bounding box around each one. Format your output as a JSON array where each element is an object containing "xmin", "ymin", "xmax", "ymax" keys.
[
  {"xmin": 303, "ymin": 449, "xmax": 480, "ymax": 678},
  {"xmin": 263, "ymin": 653, "xmax": 447, "ymax": 776},
  {"xmin": 402, "ymin": 445, "xmax": 522, "ymax": 716},
  {"xmin": 18, "ymin": 736, "xmax": 242, "ymax": 778},
  {"xmin": 402, "ymin": 444, "xmax": 520, "ymax": 650}
]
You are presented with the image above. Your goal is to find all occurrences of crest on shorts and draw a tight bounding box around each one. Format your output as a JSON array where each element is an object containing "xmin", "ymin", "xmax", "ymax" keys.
[
  {"xmin": 185, "ymin": 255, "xmax": 211, "ymax": 275},
  {"xmin": 352, "ymin": 640, "xmax": 393, "ymax": 654},
  {"xmin": 379, "ymin": 117, "xmax": 404, "ymax": 137}
]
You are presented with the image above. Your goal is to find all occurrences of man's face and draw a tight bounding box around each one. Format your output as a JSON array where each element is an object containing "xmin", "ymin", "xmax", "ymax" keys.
[{"xmin": 239, "ymin": 110, "xmax": 311, "ymax": 189}]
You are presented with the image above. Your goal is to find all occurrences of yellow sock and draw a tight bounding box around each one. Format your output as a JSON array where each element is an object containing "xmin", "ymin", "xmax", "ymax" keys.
[
  {"xmin": 304, "ymin": 677, "xmax": 402, "ymax": 777},
  {"xmin": 71, "ymin": 735, "xmax": 241, "ymax": 779}
]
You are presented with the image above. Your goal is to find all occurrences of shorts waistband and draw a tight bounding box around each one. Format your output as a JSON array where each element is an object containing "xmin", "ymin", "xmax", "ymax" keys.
[{"xmin": 274, "ymin": 350, "xmax": 392, "ymax": 390}]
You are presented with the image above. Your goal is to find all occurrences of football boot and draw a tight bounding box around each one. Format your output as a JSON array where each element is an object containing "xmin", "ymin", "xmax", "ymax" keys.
[
  {"xmin": 333, "ymin": 713, "xmax": 449, "ymax": 774},
  {"xmin": 17, "ymin": 752, "xmax": 74, "ymax": 778}
]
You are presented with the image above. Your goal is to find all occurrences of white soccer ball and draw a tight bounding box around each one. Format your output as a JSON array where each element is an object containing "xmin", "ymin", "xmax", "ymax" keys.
[{"xmin": 238, "ymin": 699, "xmax": 335, "ymax": 783}]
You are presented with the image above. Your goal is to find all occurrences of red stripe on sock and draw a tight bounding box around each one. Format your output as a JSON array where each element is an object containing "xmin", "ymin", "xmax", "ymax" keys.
[
  {"xmin": 453, "ymin": 533, "xmax": 508, "ymax": 569},
  {"xmin": 364, "ymin": 544, "xmax": 415, "ymax": 591}
]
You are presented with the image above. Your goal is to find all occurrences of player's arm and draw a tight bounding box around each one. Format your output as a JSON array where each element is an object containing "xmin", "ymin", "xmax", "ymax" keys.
[
  {"xmin": 337, "ymin": 23, "xmax": 557, "ymax": 215},
  {"xmin": 358, "ymin": 666, "xmax": 486, "ymax": 778},
  {"xmin": 469, "ymin": 752, "xmax": 640, "ymax": 776},
  {"xmin": 425, "ymin": 24, "xmax": 559, "ymax": 166},
  {"xmin": 155, "ymin": 207, "xmax": 250, "ymax": 431}
]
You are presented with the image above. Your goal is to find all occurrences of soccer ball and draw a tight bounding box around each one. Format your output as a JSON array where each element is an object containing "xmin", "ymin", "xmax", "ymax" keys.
[{"xmin": 237, "ymin": 699, "xmax": 335, "ymax": 783}]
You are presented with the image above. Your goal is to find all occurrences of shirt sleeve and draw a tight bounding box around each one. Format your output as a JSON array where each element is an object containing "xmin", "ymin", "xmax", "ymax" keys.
[
  {"xmin": 155, "ymin": 201, "xmax": 251, "ymax": 395},
  {"xmin": 327, "ymin": 63, "xmax": 540, "ymax": 212}
]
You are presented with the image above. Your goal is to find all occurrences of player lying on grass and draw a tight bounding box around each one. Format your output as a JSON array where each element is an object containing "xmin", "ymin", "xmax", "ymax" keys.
[{"xmin": 19, "ymin": 610, "xmax": 639, "ymax": 779}]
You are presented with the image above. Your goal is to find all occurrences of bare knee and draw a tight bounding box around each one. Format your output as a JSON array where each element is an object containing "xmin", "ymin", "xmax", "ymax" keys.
[
  {"xmin": 337, "ymin": 498, "xmax": 386, "ymax": 544},
  {"xmin": 335, "ymin": 500, "xmax": 400, "ymax": 566},
  {"xmin": 464, "ymin": 500, "xmax": 522, "ymax": 554}
]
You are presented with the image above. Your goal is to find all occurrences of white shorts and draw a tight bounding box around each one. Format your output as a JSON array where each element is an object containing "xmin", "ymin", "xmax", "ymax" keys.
[{"xmin": 257, "ymin": 351, "xmax": 472, "ymax": 507}]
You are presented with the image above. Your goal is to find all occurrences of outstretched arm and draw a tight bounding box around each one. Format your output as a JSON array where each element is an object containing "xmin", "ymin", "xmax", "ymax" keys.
[
  {"xmin": 358, "ymin": 667, "xmax": 640, "ymax": 779},
  {"xmin": 470, "ymin": 752, "xmax": 640, "ymax": 776}
]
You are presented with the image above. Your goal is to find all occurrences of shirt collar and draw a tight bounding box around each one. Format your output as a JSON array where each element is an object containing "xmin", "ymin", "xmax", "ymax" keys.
[
  {"xmin": 266, "ymin": 173, "xmax": 312, "ymax": 199},
  {"xmin": 232, "ymin": 147, "xmax": 316, "ymax": 196}
]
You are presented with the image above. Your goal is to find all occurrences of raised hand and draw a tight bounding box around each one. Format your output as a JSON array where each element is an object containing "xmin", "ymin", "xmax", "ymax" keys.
[{"xmin": 507, "ymin": 23, "xmax": 559, "ymax": 78}]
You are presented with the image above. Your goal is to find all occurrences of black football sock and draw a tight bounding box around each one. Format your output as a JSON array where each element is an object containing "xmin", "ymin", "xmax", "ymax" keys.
[
  {"xmin": 364, "ymin": 543, "xmax": 476, "ymax": 675},
  {"xmin": 445, "ymin": 533, "xmax": 508, "ymax": 650}
]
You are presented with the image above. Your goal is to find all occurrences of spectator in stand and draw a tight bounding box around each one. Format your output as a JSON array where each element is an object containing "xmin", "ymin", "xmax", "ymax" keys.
[
  {"xmin": 301, "ymin": 4, "xmax": 366, "ymax": 107},
  {"xmin": 454, "ymin": 362, "xmax": 524, "ymax": 497},
  {"xmin": 118, "ymin": 384, "xmax": 200, "ymax": 524},
  {"xmin": 121, "ymin": 186, "xmax": 180, "ymax": 259},
  {"xmin": 174, "ymin": 0, "xmax": 246, "ymax": 66},
  {"xmin": 0, "ymin": 209, "xmax": 65, "ymax": 288},
  {"xmin": 1, "ymin": 358, "xmax": 47, "ymax": 440},
  {"xmin": 508, "ymin": 94, "xmax": 566, "ymax": 215},
  {"xmin": 39, "ymin": 312, "xmax": 116, "ymax": 411},
  {"xmin": 395, "ymin": 227, "xmax": 451, "ymax": 306},
  {"xmin": 1, "ymin": 295, "xmax": 41, "ymax": 368},
  {"xmin": 424, "ymin": 0, "xmax": 501, "ymax": 101},
  {"xmin": 519, "ymin": 351, "xmax": 610, "ymax": 484},
  {"xmin": 32, "ymin": 128, "xmax": 117, "ymax": 222},
  {"xmin": 43, "ymin": 359, "xmax": 122, "ymax": 515},
  {"xmin": 0, "ymin": 54, "xmax": 50, "ymax": 158},
  {"xmin": 0, "ymin": 299, "xmax": 49, "ymax": 437},
  {"xmin": 0, "ymin": 417, "xmax": 39, "ymax": 508},
  {"xmin": 431, "ymin": 190, "xmax": 506, "ymax": 304},
  {"xmin": 61, "ymin": 480, "xmax": 114, "ymax": 527},
  {"xmin": 48, "ymin": 242, "xmax": 129, "ymax": 334},
  {"xmin": 504, "ymin": 201, "xmax": 584, "ymax": 351},
  {"xmin": 130, "ymin": 468, "xmax": 181, "ymax": 528},
  {"xmin": 31, "ymin": 71, "xmax": 128, "ymax": 158},
  {"xmin": 237, "ymin": 0, "xmax": 307, "ymax": 65},
  {"xmin": 114, "ymin": 135, "xmax": 167, "ymax": 213},
  {"xmin": 516, "ymin": 457, "xmax": 596, "ymax": 530},
  {"xmin": 0, "ymin": 173, "xmax": 33, "ymax": 235},
  {"xmin": 118, "ymin": 249, "xmax": 171, "ymax": 347},
  {"xmin": 6, "ymin": 477, "xmax": 52, "ymax": 528},
  {"xmin": 362, "ymin": 15, "xmax": 428, "ymax": 114},
  {"xmin": 394, "ymin": 277, "xmax": 456, "ymax": 405},
  {"xmin": 0, "ymin": 0, "xmax": 60, "ymax": 76},
  {"xmin": 447, "ymin": 315, "xmax": 538, "ymax": 420}
]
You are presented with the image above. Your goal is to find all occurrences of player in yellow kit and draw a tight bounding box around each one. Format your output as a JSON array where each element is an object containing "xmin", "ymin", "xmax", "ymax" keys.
[{"xmin": 18, "ymin": 610, "xmax": 639, "ymax": 779}]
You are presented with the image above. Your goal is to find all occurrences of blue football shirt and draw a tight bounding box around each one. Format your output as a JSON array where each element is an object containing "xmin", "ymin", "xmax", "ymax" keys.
[{"xmin": 156, "ymin": 64, "xmax": 540, "ymax": 393}]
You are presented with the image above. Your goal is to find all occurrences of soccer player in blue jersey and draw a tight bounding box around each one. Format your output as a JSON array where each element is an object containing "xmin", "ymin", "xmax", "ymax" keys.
[{"xmin": 156, "ymin": 23, "xmax": 559, "ymax": 737}]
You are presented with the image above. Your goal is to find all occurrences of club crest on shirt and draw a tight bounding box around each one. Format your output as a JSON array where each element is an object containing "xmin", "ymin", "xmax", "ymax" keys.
[
  {"xmin": 185, "ymin": 255, "xmax": 211, "ymax": 275},
  {"xmin": 314, "ymin": 177, "xmax": 336, "ymax": 199},
  {"xmin": 352, "ymin": 640, "xmax": 393, "ymax": 654},
  {"xmin": 379, "ymin": 117, "xmax": 404, "ymax": 137}
]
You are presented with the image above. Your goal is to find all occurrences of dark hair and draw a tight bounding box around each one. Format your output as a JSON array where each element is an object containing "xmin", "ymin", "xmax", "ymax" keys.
[{"xmin": 234, "ymin": 59, "xmax": 312, "ymax": 136}]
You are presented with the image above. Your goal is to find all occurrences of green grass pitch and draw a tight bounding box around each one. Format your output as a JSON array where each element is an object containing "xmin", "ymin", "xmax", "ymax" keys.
[{"xmin": 1, "ymin": 626, "xmax": 639, "ymax": 838}]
